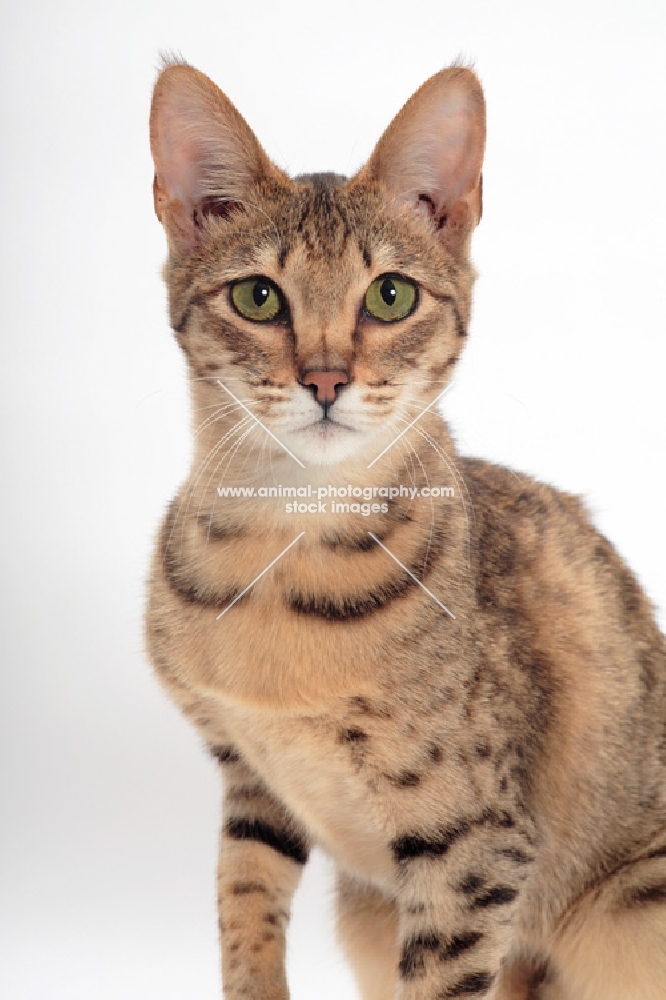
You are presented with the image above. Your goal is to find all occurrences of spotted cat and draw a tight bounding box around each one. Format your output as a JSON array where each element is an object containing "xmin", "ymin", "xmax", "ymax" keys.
[{"xmin": 146, "ymin": 59, "xmax": 666, "ymax": 999}]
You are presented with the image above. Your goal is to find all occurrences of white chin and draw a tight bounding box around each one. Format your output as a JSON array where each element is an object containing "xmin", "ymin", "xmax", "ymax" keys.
[{"xmin": 290, "ymin": 421, "xmax": 361, "ymax": 466}]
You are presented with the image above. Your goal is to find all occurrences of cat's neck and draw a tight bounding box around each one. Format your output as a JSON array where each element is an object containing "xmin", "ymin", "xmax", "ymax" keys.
[{"xmin": 188, "ymin": 401, "xmax": 461, "ymax": 546}]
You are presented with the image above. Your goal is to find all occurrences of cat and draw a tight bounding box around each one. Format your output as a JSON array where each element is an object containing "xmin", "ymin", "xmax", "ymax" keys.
[{"xmin": 145, "ymin": 58, "xmax": 666, "ymax": 1000}]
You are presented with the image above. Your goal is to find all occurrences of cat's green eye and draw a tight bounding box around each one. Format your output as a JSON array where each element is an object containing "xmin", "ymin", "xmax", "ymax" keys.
[
  {"xmin": 231, "ymin": 277, "xmax": 283, "ymax": 322},
  {"xmin": 364, "ymin": 275, "xmax": 417, "ymax": 322}
]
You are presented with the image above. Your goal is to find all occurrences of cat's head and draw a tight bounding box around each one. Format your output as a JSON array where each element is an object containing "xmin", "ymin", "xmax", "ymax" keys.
[{"xmin": 150, "ymin": 61, "xmax": 485, "ymax": 469}]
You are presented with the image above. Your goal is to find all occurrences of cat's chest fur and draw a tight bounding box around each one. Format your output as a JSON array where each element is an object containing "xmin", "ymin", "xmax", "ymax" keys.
[{"xmin": 146, "ymin": 512, "xmax": 521, "ymax": 885}]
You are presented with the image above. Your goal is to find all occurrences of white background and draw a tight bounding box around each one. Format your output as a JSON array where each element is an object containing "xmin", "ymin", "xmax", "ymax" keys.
[{"xmin": 1, "ymin": 1, "xmax": 665, "ymax": 997}]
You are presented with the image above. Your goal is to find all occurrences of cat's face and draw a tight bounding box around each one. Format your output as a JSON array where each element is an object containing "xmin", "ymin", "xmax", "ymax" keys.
[{"xmin": 150, "ymin": 63, "xmax": 485, "ymax": 469}]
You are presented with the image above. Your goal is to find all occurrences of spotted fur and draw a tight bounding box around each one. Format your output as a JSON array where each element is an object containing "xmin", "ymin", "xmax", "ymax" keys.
[{"xmin": 145, "ymin": 59, "xmax": 666, "ymax": 999}]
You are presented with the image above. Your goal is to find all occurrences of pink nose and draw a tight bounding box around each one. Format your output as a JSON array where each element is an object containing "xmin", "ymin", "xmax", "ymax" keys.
[{"xmin": 302, "ymin": 370, "xmax": 349, "ymax": 405}]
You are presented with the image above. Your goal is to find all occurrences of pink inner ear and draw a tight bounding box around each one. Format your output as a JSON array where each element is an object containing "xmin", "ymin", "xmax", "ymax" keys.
[
  {"xmin": 154, "ymin": 106, "xmax": 209, "ymax": 213},
  {"xmin": 362, "ymin": 68, "xmax": 485, "ymax": 233},
  {"xmin": 411, "ymin": 95, "xmax": 483, "ymax": 214}
]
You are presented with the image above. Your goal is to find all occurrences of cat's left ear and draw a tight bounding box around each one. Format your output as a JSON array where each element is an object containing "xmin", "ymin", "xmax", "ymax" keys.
[{"xmin": 358, "ymin": 66, "xmax": 486, "ymax": 256}]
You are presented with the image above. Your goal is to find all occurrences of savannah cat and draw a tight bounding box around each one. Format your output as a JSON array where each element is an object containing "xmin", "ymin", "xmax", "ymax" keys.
[{"xmin": 145, "ymin": 59, "xmax": 666, "ymax": 999}]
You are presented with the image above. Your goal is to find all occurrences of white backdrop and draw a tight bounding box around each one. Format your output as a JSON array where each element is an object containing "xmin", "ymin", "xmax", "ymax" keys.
[{"xmin": 1, "ymin": 1, "xmax": 665, "ymax": 997}]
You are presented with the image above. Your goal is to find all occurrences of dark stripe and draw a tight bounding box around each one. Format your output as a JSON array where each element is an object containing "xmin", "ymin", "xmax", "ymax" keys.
[
  {"xmin": 230, "ymin": 881, "xmax": 269, "ymax": 896},
  {"xmin": 441, "ymin": 931, "xmax": 484, "ymax": 961},
  {"xmin": 321, "ymin": 530, "xmax": 385, "ymax": 552},
  {"xmin": 392, "ymin": 808, "xmax": 519, "ymax": 864},
  {"xmin": 526, "ymin": 961, "xmax": 552, "ymax": 1000},
  {"xmin": 288, "ymin": 524, "xmax": 447, "ymax": 621},
  {"xmin": 210, "ymin": 744, "xmax": 240, "ymax": 764},
  {"xmin": 497, "ymin": 847, "xmax": 533, "ymax": 864},
  {"xmin": 174, "ymin": 304, "xmax": 193, "ymax": 335},
  {"xmin": 225, "ymin": 818, "xmax": 308, "ymax": 864},
  {"xmin": 624, "ymin": 881, "xmax": 666, "ymax": 907},
  {"xmin": 173, "ymin": 291, "xmax": 208, "ymax": 334},
  {"xmin": 227, "ymin": 785, "xmax": 266, "ymax": 802},
  {"xmin": 161, "ymin": 504, "xmax": 242, "ymax": 609},
  {"xmin": 399, "ymin": 932, "xmax": 441, "ymax": 979},
  {"xmin": 471, "ymin": 886, "xmax": 518, "ymax": 909},
  {"xmin": 277, "ymin": 243, "xmax": 290, "ymax": 268},
  {"xmin": 399, "ymin": 929, "xmax": 484, "ymax": 980},
  {"xmin": 288, "ymin": 578, "xmax": 414, "ymax": 620},
  {"xmin": 645, "ymin": 845, "xmax": 666, "ymax": 861},
  {"xmin": 197, "ymin": 514, "xmax": 246, "ymax": 542},
  {"xmin": 444, "ymin": 971, "xmax": 493, "ymax": 996},
  {"xmin": 393, "ymin": 821, "xmax": 471, "ymax": 863},
  {"xmin": 451, "ymin": 300, "xmax": 467, "ymax": 338}
]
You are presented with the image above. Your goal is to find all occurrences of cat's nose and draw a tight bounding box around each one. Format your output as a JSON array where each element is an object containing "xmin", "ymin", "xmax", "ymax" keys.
[{"xmin": 301, "ymin": 370, "xmax": 349, "ymax": 405}]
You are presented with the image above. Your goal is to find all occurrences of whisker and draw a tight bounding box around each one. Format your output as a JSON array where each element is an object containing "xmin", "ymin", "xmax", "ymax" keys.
[{"xmin": 166, "ymin": 415, "xmax": 253, "ymax": 555}]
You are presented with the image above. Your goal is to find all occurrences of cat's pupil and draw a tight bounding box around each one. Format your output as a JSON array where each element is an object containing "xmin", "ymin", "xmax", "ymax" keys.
[
  {"xmin": 253, "ymin": 281, "xmax": 270, "ymax": 307},
  {"xmin": 380, "ymin": 278, "xmax": 397, "ymax": 306}
]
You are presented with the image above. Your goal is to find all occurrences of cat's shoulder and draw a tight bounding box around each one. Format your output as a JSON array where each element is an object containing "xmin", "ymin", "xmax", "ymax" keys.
[{"xmin": 460, "ymin": 455, "xmax": 587, "ymax": 530}]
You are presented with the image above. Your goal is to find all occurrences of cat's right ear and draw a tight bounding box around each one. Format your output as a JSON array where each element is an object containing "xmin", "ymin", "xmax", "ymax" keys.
[
  {"xmin": 358, "ymin": 66, "xmax": 486, "ymax": 257},
  {"xmin": 149, "ymin": 61, "xmax": 278, "ymax": 252}
]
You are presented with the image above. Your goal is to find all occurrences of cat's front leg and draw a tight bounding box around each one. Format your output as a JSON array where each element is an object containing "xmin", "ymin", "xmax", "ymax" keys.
[
  {"xmin": 392, "ymin": 816, "xmax": 533, "ymax": 999},
  {"xmin": 212, "ymin": 742, "xmax": 310, "ymax": 1000}
]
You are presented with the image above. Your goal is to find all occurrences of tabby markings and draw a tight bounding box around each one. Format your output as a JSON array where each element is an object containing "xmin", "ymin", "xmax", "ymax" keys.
[
  {"xmin": 624, "ymin": 881, "xmax": 666, "ymax": 907},
  {"xmin": 210, "ymin": 744, "xmax": 241, "ymax": 764},
  {"xmin": 470, "ymin": 886, "xmax": 518, "ymax": 909},
  {"xmin": 367, "ymin": 532, "xmax": 455, "ymax": 618},
  {"xmin": 399, "ymin": 931, "xmax": 484, "ymax": 979},
  {"xmin": 444, "ymin": 971, "xmax": 494, "ymax": 996},
  {"xmin": 392, "ymin": 809, "xmax": 518, "ymax": 863},
  {"xmin": 225, "ymin": 818, "xmax": 309, "ymax": 865}
]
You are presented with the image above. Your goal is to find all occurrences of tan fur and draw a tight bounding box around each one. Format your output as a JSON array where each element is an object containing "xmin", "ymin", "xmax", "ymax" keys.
[{"xmin": 145, "ymin": 60, "xmax": 666, "ymax": 999}]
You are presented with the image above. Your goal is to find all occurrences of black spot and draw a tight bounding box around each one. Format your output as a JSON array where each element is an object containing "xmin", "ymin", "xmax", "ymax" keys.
[
  {"xmin": 459, "ymin": 874, "xmax": 485, "ymax": 895},
  {"xmin": 474, "ymin": 743, "xmax": 491, "ymax": 759},
  {"xmin": 472, "ymin": 886, "xmax": 518, "ymax": 908},
  {"xmin": 225, "ymin": 819, "xmax": 308, "ymax": 865},
  {"xmin": 349, "ymin": 696, "xmax": 374, "ymax": 714},
  {"xmin": 210, "ymin": 744, "xmax": 240, "ymax": 764},
  {"xmin": 499, "ymin": 776, "xmax": 508, "ymax": 793},
  {"xmin": 429, "ymin": 744, "xmax": 443, "ymax": 763},
  {"xmin": 390, "ymin": 771, "xmax": 421, "ymax": 788},
  {"xmin": 444, "ymin": 971, "xmax": 494, "ymax": 996},
  {"xmin": 344, "ymin": 728, "xmax": 368, "ymax": 743}
]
